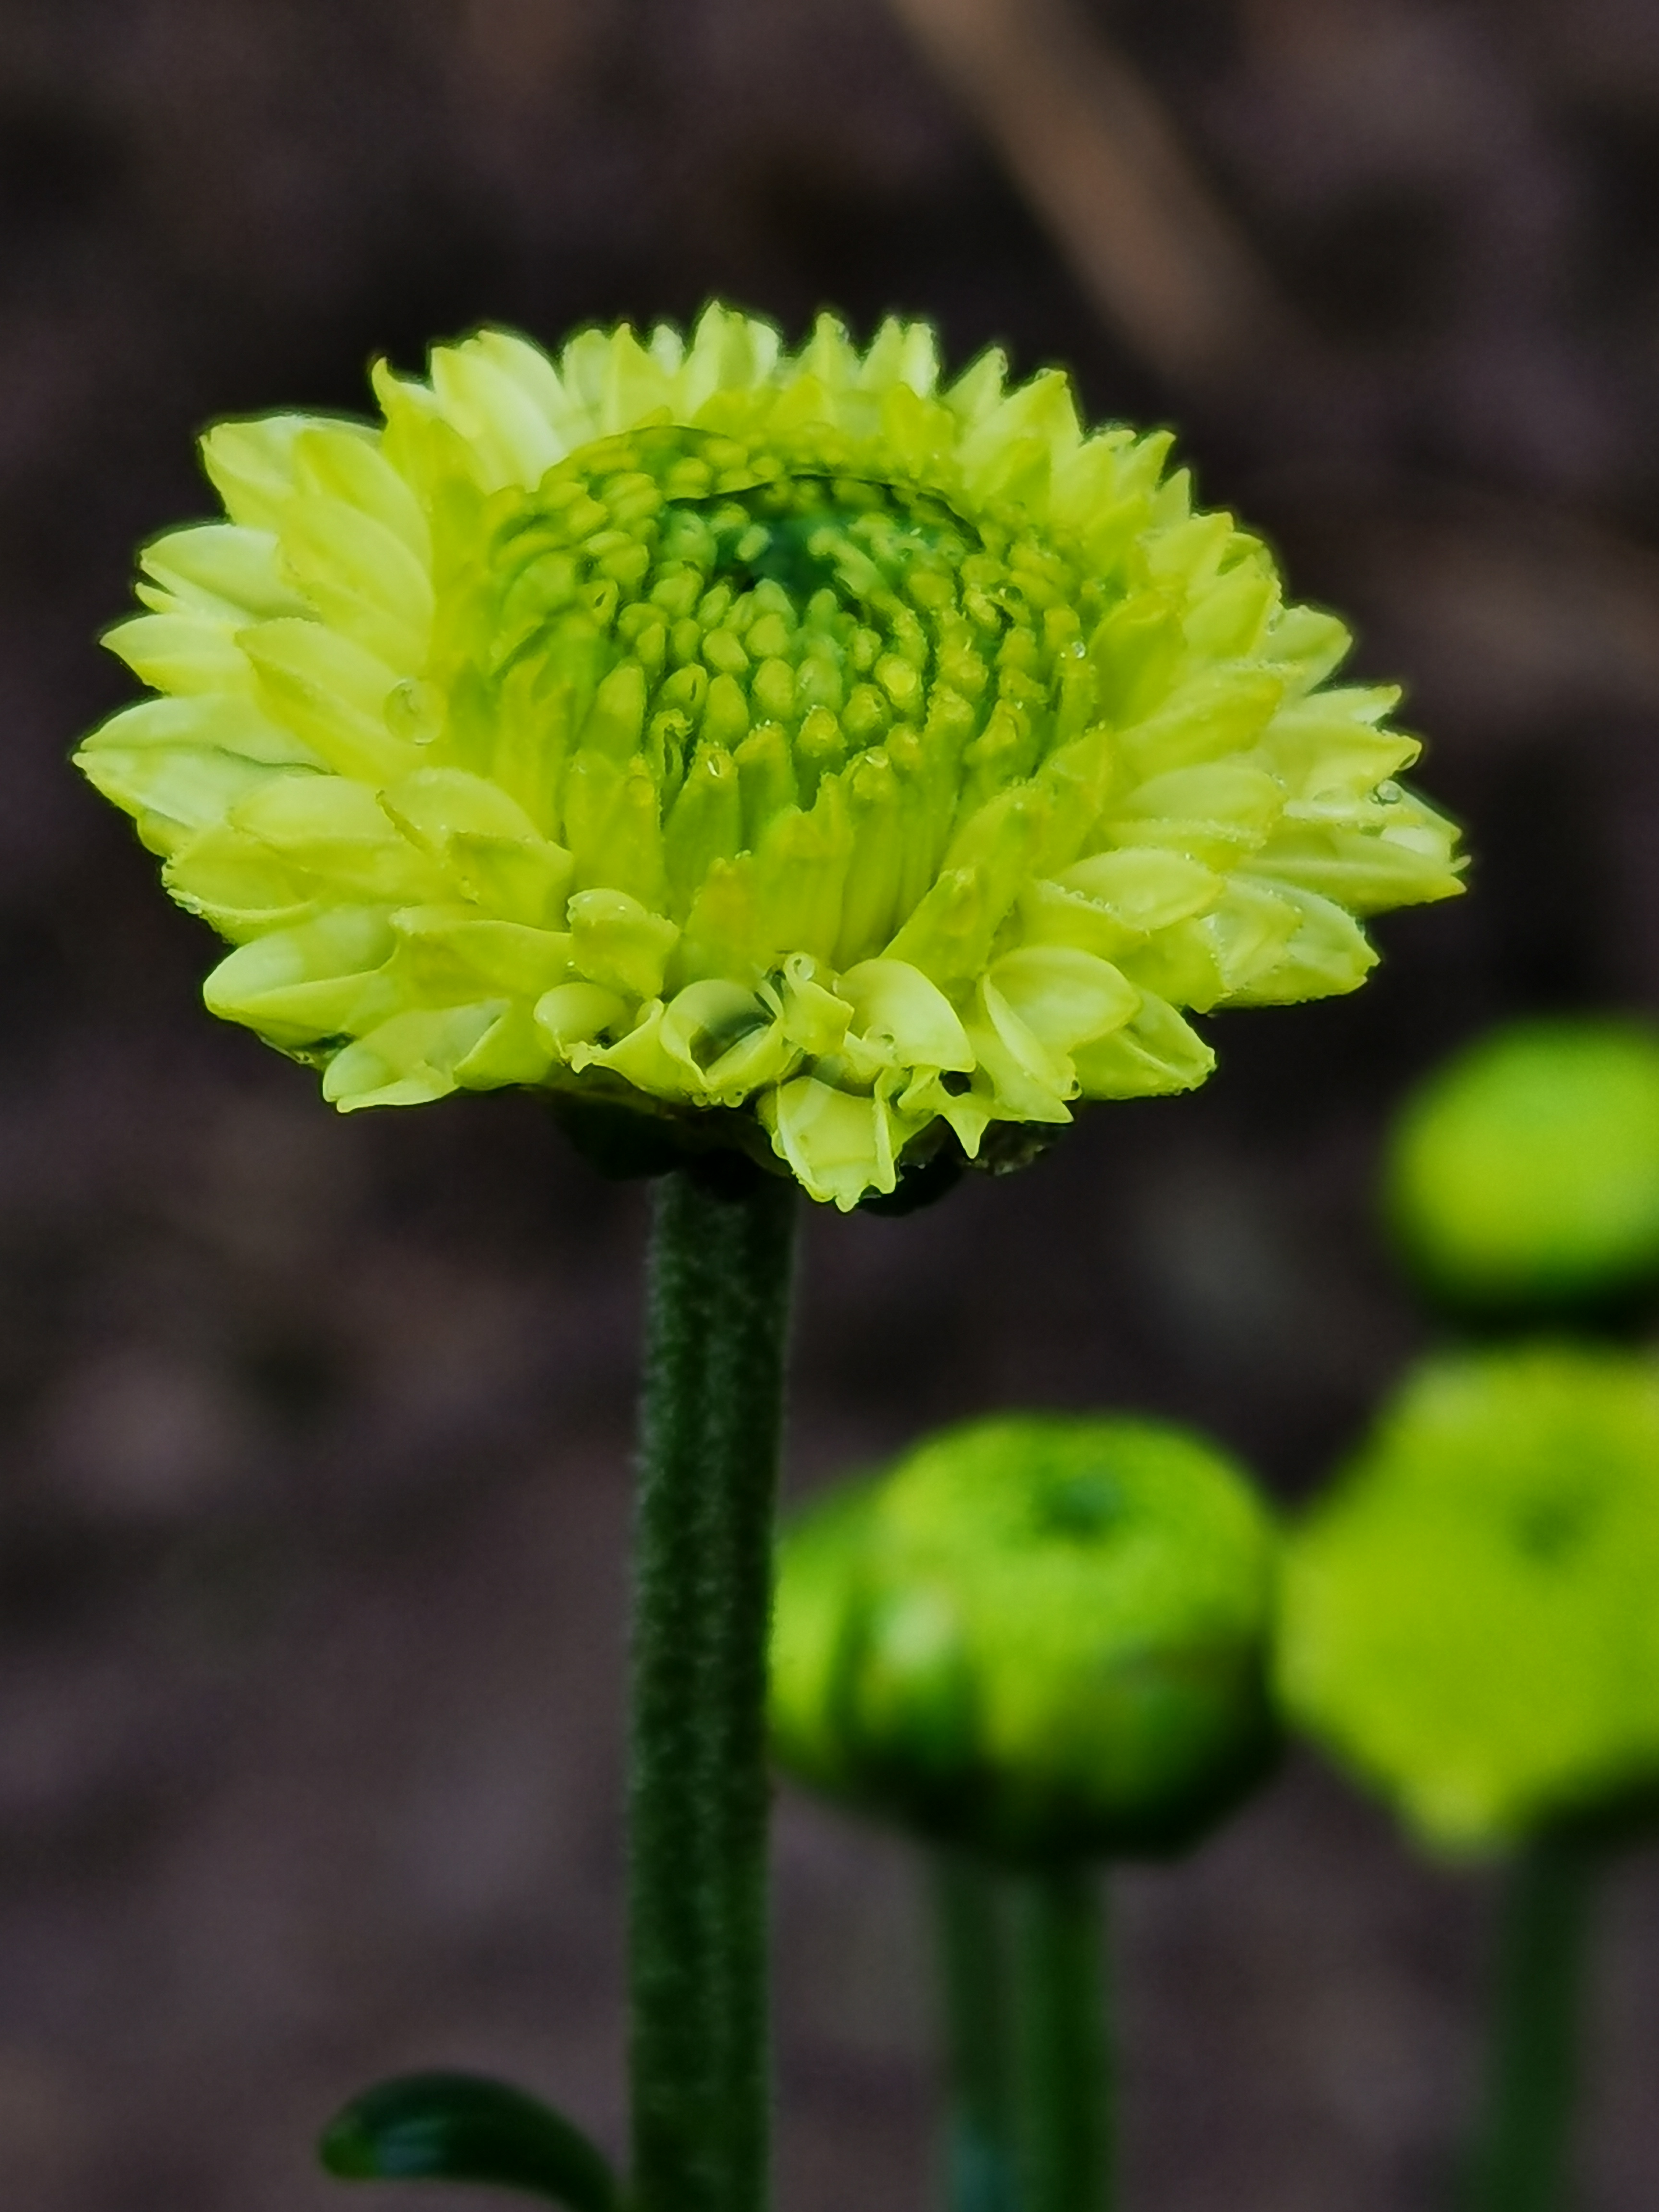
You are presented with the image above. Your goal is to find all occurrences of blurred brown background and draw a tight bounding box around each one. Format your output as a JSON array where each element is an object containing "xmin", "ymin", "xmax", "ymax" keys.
[{"xmin": 4, "ymin": 0, "xmax": 1659, "ymax": 2205}]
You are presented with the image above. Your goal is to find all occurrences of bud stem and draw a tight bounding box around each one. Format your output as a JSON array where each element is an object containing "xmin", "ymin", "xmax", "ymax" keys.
[
  {"xmin": 1465, "ymin": 1839, "xmax": 1599, "ymax": 2212},
  {"xmin": 932, "ymin": 1851, "xmax": 1020, "ymax": 2212},
  {"xmin": 629, "ymin": 1163, "xmax": 798, "ymax": 2212},
  {"xmin": 1012, "ymin": 1865, "xmax": 1112, "ymax": 2212}
]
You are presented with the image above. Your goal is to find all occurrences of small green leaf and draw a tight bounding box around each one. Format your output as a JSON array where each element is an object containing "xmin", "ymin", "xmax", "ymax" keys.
[{"xmin": 319, "ymin": 2071, "xmax": 619, "ymax": 2210}]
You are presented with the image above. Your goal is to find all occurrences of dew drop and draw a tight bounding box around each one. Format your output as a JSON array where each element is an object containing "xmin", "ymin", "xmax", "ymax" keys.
[{"xmin": 386, "ymin": 678, "xmax": 440, "ymax": 744}]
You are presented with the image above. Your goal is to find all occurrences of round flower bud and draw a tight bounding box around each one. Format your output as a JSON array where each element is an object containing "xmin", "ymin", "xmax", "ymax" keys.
[
  {"xmin": 1384, "ymin": 1019, "xmax": 1659, "ymax": 1322},
  {"xmin": 1278, "ymin": 1345, "xmax": 1659, "ymax": 1852},
  {"xmin": 770, "ymin": 1414, "xmax": 1280, "ymax": 1862},
  {"xmin": 78, "ymin": 307, "xmax": 1462, "ymax": 1209}
]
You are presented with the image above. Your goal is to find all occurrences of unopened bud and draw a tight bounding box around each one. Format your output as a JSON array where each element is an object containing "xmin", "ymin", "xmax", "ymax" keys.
[{"xmin": 772, "ymin": 1414, "xmax": 1279, "ymax": 1861}]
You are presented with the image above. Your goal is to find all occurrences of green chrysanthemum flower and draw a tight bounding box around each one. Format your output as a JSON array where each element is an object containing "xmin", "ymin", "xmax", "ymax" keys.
[
  {"xmin": 1385, "ymin": 1018, "xmax": 1659, "ymax": 1321},
  {"xmin": 771, "ymin": 1414, "xmax": 1280, "ymax": 1861},
  {"xmin": 77, "ymin": 307, "xmax": 1462, "ymax": 1208},
  {"xmin": 1279, "ymin": 1345, "xmax": 1659, "ymax": 1852}
]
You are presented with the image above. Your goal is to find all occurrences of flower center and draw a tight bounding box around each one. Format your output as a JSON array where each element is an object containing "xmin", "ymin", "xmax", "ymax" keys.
[{"xmin": 438, "ymin": 423, "xmax": 1107, "ymax": 935}]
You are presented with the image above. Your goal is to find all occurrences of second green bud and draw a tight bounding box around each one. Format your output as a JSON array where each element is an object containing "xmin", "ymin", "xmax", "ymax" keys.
[{"xmin": 771, "ymin": 1414, "xmax": 1280, "ymax": 1863}]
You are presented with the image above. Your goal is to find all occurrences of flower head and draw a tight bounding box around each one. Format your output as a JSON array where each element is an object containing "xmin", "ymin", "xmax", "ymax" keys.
[
  {"xmin": 1279, "ymin": 1345, "xmax": 1659, "ymax": 1852},
  {"xmin": 770, "ymin": 1414, "xmax": 1280, "ymax": 1861},
  {"xmin": 1385, "ymin": 1018, "xmax": 1659, "ymax": 1322},
  {"xmin": 78, "ymin": 307, "xmax": 1462, "ymax": 1207}
]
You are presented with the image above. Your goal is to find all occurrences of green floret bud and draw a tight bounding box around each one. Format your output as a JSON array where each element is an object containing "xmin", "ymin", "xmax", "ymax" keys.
[
  {"xmin": 78, "ymin": 306, "xmax": 1464, "ymax": 1209},
  {"xmin": 770, "ymin": 1414, "xmax": 1281, "ymax": 1863},
  {"xmin": 1385, "ymin": 1018, "xmax": 1659, "ymax": 1322},
  {"xmin": 1278, "ymin": 1345, "xmax": 1659, "ymax": 1852}
]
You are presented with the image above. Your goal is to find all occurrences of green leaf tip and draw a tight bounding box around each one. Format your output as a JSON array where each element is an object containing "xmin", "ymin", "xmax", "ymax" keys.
[
  {"xmin": 80, "ymin": 304, "xmax": 1464, "ymax": 1209},
  {"xmin": 770, "ymin": 1413, "xmax": 1281, "ymax": 1862},
  {"xmin": 318, "ymin": 2070, "xmax": 619, "ymax": 2209}
]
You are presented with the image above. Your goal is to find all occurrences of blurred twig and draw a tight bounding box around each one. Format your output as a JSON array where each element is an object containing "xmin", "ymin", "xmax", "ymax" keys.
[
  {"xmin": 884, "ymin": 0, "xmax": 1302, "ymax": 403},
  {"xmin": 885, "ymin": 0, "xmax": 1659, "ymax": 721}
]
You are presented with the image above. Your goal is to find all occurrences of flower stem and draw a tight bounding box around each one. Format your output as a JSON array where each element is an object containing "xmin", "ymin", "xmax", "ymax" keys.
[
  {"xmin": 629, "ymin": 1162, "xmax": 797, "ymax": 2212},
  {"xmin": 1466, "ymin": 1839, "xmax": 1599, "ymax": 2212},
  {"xmin": 1012, "ymin": 1864, "xmax": 1112, "ymax": 2212},
  {"xmin": 931, "ymin": 1851, "xmax": 1019, "ymax": 2212}
]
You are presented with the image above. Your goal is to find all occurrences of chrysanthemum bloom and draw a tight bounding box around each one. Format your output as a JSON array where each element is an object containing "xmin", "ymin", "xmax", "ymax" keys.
[
  {"xmin": 1386, "ymin": 1018, "xmax": 1659, "ymax": 1321},
  {"xmin": 78, "ymin": 308, "xmax": 1462, "ymax": 1208},
  {"xmin": 1279, "ymin": 1346, "xmax": 1659, "ymax": 1851},
  {"xmin": 771, "ymin": 1414, "xmax": 1279, "ymax": 1859}
]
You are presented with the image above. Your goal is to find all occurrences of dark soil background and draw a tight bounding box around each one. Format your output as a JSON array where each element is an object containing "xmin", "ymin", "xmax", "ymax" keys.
[{"xmin": 3, "ymin": 0, "xmax": 1659, "ymax": 2206}]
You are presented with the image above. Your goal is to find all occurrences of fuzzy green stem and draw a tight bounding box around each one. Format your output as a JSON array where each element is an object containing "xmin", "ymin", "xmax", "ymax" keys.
[
  {"xmin": 629, "ymin": 1163, "xmax": 797, "ymax": 2212},
  {"xmin": 1012, "ymin": 1865, "xmax": 1111, "ymax": 2212},
  {"xmin": 1465, "ymin": 1839, "xmax": 1599, "ymax": 2212},
  {"xmin": 931, "ymin": 1852, "xmax": 1018, "ymax": 2212}
]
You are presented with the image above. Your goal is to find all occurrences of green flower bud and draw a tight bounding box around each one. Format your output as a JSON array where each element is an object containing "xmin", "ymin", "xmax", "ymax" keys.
[
  {"xmin": 770, "ymin": 1415, "xmax": 1280, "ymax": 1862},
  {"xmin": 1385, "ymin": 1019, "xmax": 1659, "ymax": 1321},
  {"xmin": 1278, "ymin": 1345, "xmax": 1659, "ymax": 1852},
  {"xmin": 79, "ymin": 307, "xmax": 1462, "ymax": 1208}
]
